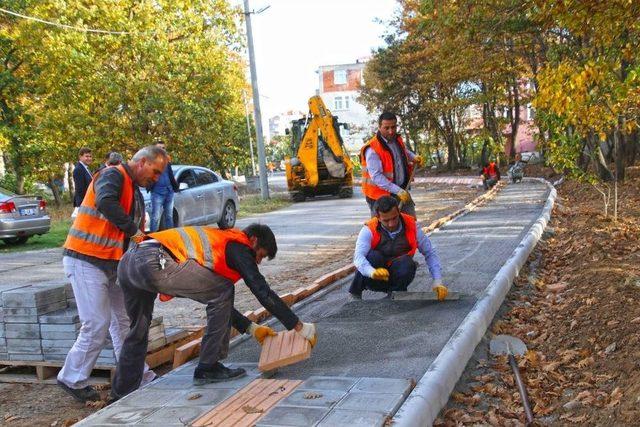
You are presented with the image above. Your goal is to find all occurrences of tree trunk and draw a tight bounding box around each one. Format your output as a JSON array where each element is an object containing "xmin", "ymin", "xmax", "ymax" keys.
[
  {"xmin": 614, "ymin": 124, "xmax": 625, "ymax": 181},
  {"xmin": 586, "ymin": 132, "xmax": 614, "ymax": 181},
  {"xmin": 67, "ymin": 163, "xmax": 75, "ymax": 201},
  {"xmin": 48, "ymin": 176, "xmax": 62, "ymax": 207}
]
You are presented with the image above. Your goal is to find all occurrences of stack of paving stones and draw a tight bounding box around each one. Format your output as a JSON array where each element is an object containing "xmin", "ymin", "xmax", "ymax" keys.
[{"xmin": 147, "ymin": 317, "xmax": 167, "ymax": 352}]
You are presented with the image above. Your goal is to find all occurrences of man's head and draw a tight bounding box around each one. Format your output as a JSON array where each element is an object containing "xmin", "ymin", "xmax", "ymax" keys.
[
  {"xmin": 105, "ymin": 152, "xmax": 123, "ymax": 166},
  {"xmin": 243, "ymin": 223, "xmax": 277, "ymax": 265},
  {"xmin": 129, "ymin": 145, "xmax": 169, "ymax": 187},
  {"xmin": 374, "ymin": 195, "xmax": 401, "ymax": 231},
  {"xmin": 155, "ymin": 140, "xmax": 166, "ymax": 151},
  {"xmin": 378, "ymin": 112, "xmax": 398, "ymax": 141},
  {"xmin": 78, "ymin": 147, "xmax": 93, "ymax": 165}
]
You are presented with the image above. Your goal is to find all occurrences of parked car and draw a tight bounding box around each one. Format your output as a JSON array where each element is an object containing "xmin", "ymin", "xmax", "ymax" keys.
[
  {"xmin": 0, "ymin": 187, "xmax": 51, "ymax": 245},
  {"xmin": 143, "ymin": 165, "xmax": 239, "ymax": 231}
]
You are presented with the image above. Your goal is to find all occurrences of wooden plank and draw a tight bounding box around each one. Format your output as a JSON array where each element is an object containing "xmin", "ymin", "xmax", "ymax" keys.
[
  {"xmin": 35, "ymin": 365, "xmax": 57, "ymax": 380},
  {"xmin": 279, "ymin": 293, "xmax": 296, "ymax": 307},
  {"xmin": 191, "ymin": 379, "xmax": 301, "ymax": 427},
  {"xmin": 390, "ymin": 291, "xmax": 461, "ymax": 301},
  {"xmin": 172, "ymin": 337, "xmax": 202, "ymax": 369},
  {"xmin": 145, "ymin": 327, "xmax": 205, "ymax": 369},
  {"xmin": 258, "ymin": 329, "xmax": 311, "ymax": 372},
  {"xmin": 0, "ymin": 373, "xmax": 111, "ymax": 385}
]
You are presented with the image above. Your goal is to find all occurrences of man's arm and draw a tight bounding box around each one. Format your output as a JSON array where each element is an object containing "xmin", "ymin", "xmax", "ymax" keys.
[
  {"xmin": 94, "ymin": 168, "xmax": 138, "ymax": 237},
  {"xmin": 225, "ymin": 242, "xmax": 299, "ymax": 330},
  {"xmin": 353, "ymin": 227, "xmax": 376, "ymax": 278},
  {"xmin": 231, "ymin": 308, "xmax": 251, "ymax": 334},
  {"xmin": 365, "ymin": 149, "xmax": 402, "ymax": 194},
  {"xmin": 167, "ymin": 163, "xmax": 180, "ymax": 192},
  {"xmin": 416, "ymin": 227, "xmax": 443, "ymax": 282}
]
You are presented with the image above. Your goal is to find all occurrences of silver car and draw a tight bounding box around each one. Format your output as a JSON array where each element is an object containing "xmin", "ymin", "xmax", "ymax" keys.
[
  {"xmin": 0, "ymin": 187, "xmax": 51, "ymax": 245},
  {"xmin": 143, "ymin": 165, "xmax": 239, "ymax": 231}
]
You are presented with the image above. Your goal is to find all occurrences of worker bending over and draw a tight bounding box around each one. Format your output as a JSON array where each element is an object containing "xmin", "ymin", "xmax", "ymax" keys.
[
  {"xmin": 110, "ymin": 223, "xmax": 317, "ymax": 400},
  {"xmin": 349, "ymin": 196, "xmax": 447, "ymax": 300},
  {"xmin": 480, "ymin": 161, "xmax": 500, "ymax": 190},
  {"xmin": 360, "ymin": 112, "xmax": 423, "ymax": 218}
]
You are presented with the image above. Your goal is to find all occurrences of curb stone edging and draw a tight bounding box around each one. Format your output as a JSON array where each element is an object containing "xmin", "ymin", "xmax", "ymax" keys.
[{"xmin": 392, "ymin": 177, "xmax": 557, "ymax": 426}]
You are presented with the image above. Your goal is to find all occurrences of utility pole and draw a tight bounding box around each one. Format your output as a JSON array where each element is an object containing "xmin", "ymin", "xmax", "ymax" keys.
[
  {"xmin": 242, "ymin": 91, "xmax": 257, "ymax": 175},
  {"xmin": 243, "ymin": 0, "xmax": 269, "ymax": 199}
]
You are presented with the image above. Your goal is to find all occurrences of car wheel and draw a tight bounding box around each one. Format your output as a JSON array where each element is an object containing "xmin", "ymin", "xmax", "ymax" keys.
[
  {"xmin": 2, "ymin": 236, "xmax": 29, "ymax": 245},
  {"xmin": 217, "ymin": 201, "xmax": 236, "ymax": 229},
  {"xmin": 291, "ymin": 192, "xmax": 306, "ymax": 202},
  {"xmin": 338, "ymin": 187, "xmax": 353, "ymax": 198}
]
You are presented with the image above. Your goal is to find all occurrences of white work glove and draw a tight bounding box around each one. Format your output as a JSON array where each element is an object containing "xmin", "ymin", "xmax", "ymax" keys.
[
  {"xmin": 247, "ymin": 322, "xmax": 277, "ymax": 345},
  {"xmin": 296, "ymin": 322, "xmax": 317, "ymax": 348}
]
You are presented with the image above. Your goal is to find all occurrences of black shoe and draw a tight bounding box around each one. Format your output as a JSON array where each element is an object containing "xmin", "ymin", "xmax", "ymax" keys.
[
  {"xmin": 193, "ymin": 362, "xmax": 246, "ymax": 385},
  {"xmin": 349, "ymin": 292, "xmax": 362, "ymax": 300},
  {"xmin": 57, "ymin": 380, "xmax": 101, "ymax": 403}
]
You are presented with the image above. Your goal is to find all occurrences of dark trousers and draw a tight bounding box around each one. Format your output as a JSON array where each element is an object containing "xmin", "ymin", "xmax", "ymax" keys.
[
  {"xmin": 349, "ymin": 250, "xmax": 417, "ymax": 295},
  {"xmin": 111, "ymin": 243, "xmax": 234, "ymax": 399},
  {"xmin": 483, "ymin": 177, "xmax": 498, "ymax": 190}
]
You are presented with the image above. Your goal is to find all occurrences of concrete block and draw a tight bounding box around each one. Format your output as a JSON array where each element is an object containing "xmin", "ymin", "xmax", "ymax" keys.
[
  {"xmin": 67, "ymin": 298, "xmax": 77, "ymax": 308},
  {"xmin": 298, "ymin": 376, "xmax": 359, "ymax": 392},
  {"xmin": 40, "ymin": 331, "xmax": 79, "ymax": 340},
  {"xmin": 64, "ymin": 282, "xmax": 73, "ymax": 298},
  {"xmin": 9, "ymin": 353, "xmax": 44, "ymax": 361},
  {"xmin": 41, "ymin": 339, "xmax": 76, "ymax": 349},
  {"xmin": 147, "ymin": 337, "xmax": 167, "ymax": 352},
  {"xmin": 40, "ymin": 323, "xmax": 80, "ymax": 332},
  {"xmin": 136, "ymin": 406, "xmax": 210, "ymax": 425},
  {"xmin": 77, "ymin": 407, "xmax": 159, "ymax": 425},
  {"xmin": 2, "ymin": 283, "xmax": 66, "ymax": 308},
  {"xmin": 6, "ymin": 338, "xmax": 42, "ymax": 353},
  {"xmin": 0, "ymin": 326, "xmax": 4, "ymax": 338},
  {"xmin": 99, "ymin": 348, "xmax": 115, "ymax": 358},
  {"xmin": 150, "ymin": 316, "xmax": 164, "ymax": 327},
  {"xmin": 256, "ymin": 406, "xmax": 329, "ymax": 427},
  {"xmin": 170, "ymin": 388, "xmax": 236, "ymax": 407},
  {"xmin": 97, "ymin": 357, "xmax": 116, "ymax": 365},
  {"xmin": 43, "ymin": 353, "xmax": 67, "ymax": 361},
  {"xmin": 119, "ymin": 389, "xmax": 186, "ymax": 408},
  {"xmin": 336, "ymin": 392, "xmax": 405, "ymax": 415},
  {"xmin": 165, "ymin": 327, "xmax": 189, "ymax": 343},
  {"xmin": 3, "ymin": 300, "xmax": 67, "ymax": 323},
  {"xmin": 5, "ymin": 323, "xmax": 41, "ymax": 339},
  {"xmin": 39, "ymin": 308, "xmax": 79, "ymax": 324},
  {"xmin": 281, "ymin": 389, "xmax": 347, "ymax": 408},
  {"xmin": 316, "ymin": 408, "xmax": 387, "ymax": 427},
  {"xmin": 352, "ymin": 377, "xmax": 413, "ymax": 395}
]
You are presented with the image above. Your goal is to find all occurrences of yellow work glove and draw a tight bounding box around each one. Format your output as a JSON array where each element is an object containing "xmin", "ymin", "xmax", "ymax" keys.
[
  {"xmin": 297, "ymin": 322, "xmax": 317, "ymax": 348},
  {"xmin": 413, "ymin": 155, "xmax": 424, "ymax": 167},
  {"xmin": 432, "ymin": 284, "xmax": 449, "ymax": 301},
  {"xmin": 397, "ymin": 190, "xmax": 412, "ymax": 204},
  {"xmin": 371, "ymin": 268, "xmax": 390, "ymax": 281},
  {"xmin": 131, "ymin": 230, "xmax": 146, "ymax": 244},
  {"xmin": 247, "ymin": 322, "xmax": 277, "ymax": 345}
]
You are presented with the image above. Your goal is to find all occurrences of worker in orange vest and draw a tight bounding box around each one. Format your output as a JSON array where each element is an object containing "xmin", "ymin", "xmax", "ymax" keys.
[
  {"xmin": 480, "ymin": 161, "xmax": 501, "ymax": 190},
  {"xmin": 360, "ymin": 112, "xmax": 423, "ymax": 218},
  {"xmin": 110, "ymin": 223, "xmax": 317, "ymax": 400},
  {"xmin": 57, "ymin": 146, "xmax": 168, "ymax": 403},
  {"xmin": 350, "ymin": 196, "xmax": 447, "ymax": 300}
]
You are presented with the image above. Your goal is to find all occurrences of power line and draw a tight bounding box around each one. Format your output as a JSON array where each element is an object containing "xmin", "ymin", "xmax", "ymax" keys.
[{"xmin": 0, "ymin": 7, "xmax": 130, "ymax": 35}]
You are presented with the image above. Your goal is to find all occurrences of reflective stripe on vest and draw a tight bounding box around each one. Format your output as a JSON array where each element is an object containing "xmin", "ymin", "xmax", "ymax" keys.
[
  {"xmin": 366, "ymin": 213, "xmax": 418, "ymax": 257},
  {"xmin": 63, "ymin": 164, "xmax": 134, "ymax": 261},
  {"xmin": 150, "ymin": 226, "xmax": 251, "ymax": 283},
  {"xmin": 360, "ymin": 135, "xmax": 413, "ymax": 200}
]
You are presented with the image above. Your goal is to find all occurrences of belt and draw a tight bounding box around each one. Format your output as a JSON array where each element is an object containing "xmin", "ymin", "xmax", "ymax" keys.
[{"xmin": 138, "ymin": 239, "xmax": 161, "ymax": 248}]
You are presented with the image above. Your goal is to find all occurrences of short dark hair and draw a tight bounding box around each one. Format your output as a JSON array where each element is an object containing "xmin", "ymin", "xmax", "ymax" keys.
[
  {"xmin": 243, "ymin": 223, "xmax": 277, "ymax": 260},
  {"xmin": 378, "ymin": 112, "xmax": 397, "ymax": 125},
  {"xmin": 106, "ymin": 152, "xmax": 123, "ymax": 166},
  {"xmin": 78, "ymin": 147, "xmax": 92, "ymax": 156},
  {"xmin": 374, "ymin": 195, "xmax": 399, "ymax": 214}
]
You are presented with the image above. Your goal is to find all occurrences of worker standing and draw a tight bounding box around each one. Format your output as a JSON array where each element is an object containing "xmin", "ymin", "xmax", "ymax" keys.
[
  {"xmin": 360, "ymin": 112, "xmax": 423, "ymax": 218},
  {"xmin": 57, "ymin": 146, "xmax": 168, "ymax": 403},
  {"xmin": 349, "ymin": 196, "xmax": 447, "ymax": 300},
  {"xmin": 110, "ymin": 223, "xmax": 318, "ymax": 400}
]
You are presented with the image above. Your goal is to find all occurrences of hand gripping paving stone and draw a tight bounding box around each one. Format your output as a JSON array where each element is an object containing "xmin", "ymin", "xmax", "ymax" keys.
[{"xmin": 258, "ymin": 329, "xmax": 311, "ymax": 372}]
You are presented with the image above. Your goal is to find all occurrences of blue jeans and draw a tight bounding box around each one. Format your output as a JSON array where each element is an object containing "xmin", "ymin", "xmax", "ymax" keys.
[
  {"xmin": 150, "ymin": 191, "xmax": 175, "ymax": 232},
  {"xmin": 349, "ymin": 250, "xmax": 418, "ymax": 295}
]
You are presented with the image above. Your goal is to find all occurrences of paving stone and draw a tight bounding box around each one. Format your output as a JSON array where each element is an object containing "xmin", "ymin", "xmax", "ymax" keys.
[
  {"xmin": 6, "ymin": 338, "xmax": 42, "ymax": 353},
  {"xmin": 5, "ymin": 323, "xmax": 41, "ymax": 339},
  {"xmin": 9, "ymin": 353, "xmax": 43, "ymax": 361},
  {"xmin": 43, "ymin": 354, "xmax": 67, "ymax": 361},
  {"xmin": 67, "ymin": 298, "xmax": 77, "ymax": 308},
  {"xmin": 39, "ymin": 308, "xmax": 79, "ymax": 324},
  {"xmin": 137, "ymin": 405, "xmax": 210, "ymax": 425},
  {"xmin": 75, "ymin": 406, "xmax": 159, "ymax": 425},
  {"xmin": 2, "ymin": 283, "xmax": 66, "ymax": 308},
  {"xmin": 40, "ymin": 323, "xmax": 80, "ymax": 332},
  {"xmin": 149, "ymin": 316, "xmax": 163, "ymax": 327},
  {"xmin": 169, "ymin": 388, "xmax": 236, "ymax": 407},
  {"xmin": 118, "ymin": 389, "xmax": 187, "ymax": 407},
  {"xmin": 99, "ymin": 348, "xmax": 115, "ymax": 357},
  {"xmin": 256, "ymin": 406, "xmax": 330, "ymax": 427},
  {"xmin": 298, "ymin": 376, "xmax": 359, "ymax": 392},
  {"xmin": 97, "ymin": 357, "xmax": 116, "ymax": 365},
  {"xmin": 41, "ymin": 339, "xmax": 76, "ymax": 349},
  {"xmin": 335, "ymin": 392, "xmax": 405, "ymax": 415},
  {"xmin": 280, "ymin": 389, "xmax": 347, "ymax": 408},
  {"xmin": 0, "ymin": 326, "xmax": 5, "ymax": 338},
  {"xmin": 316, "ymin": 408, "xmax": 387, "ymax": 427},
  {"xmin": 352, "ymin": 377, "xmax": 414, "ymax": 395},
  {"xmin": 41, "ymin": 331, "xmax": 79, "ymax": 340},
  {"xmin": 3, "ymin": 300, "xmax": 67, "ymax": 323}
]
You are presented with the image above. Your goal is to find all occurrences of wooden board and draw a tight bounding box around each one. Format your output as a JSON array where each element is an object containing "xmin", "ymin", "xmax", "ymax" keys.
[
  {"xmin": 0, "ymin": 360, "xmax": 114, "ymax": 383},
  {"xmin": 172, "ymin": 337, "xmax": 202, "ymax": 369},
  {"xmin": 390, "ymin": 291, "xmax": 461, "ymax": 301},
  {"xmin": 258, "ymin": 330, "xmax": 311, "ymax": 372},
  {"xmin": 191, "ymin": 378, "xmax": 301, "ymax": 427}
]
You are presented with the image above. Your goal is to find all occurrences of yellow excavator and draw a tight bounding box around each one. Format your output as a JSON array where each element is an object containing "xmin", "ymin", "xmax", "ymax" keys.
[{"xmin": 285, "ymin": 96, "xmax": 354, "ymax": 202}]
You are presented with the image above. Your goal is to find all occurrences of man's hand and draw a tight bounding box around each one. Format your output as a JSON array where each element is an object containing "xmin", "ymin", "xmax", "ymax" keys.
[
  {"xmin": 413, "ymin": 155, "xmax": 424, "ymax": 168},
  {"xmin": 371, "ymin": 268, "xmax": 390, "ymax": 281},
  {"xmin": 247, "ymin": 322, "xmax": 277, "ymax": 345},
  {"xmin": 397, "ymin": 189, "xmax": 411, "ymax": 204},
  {"xmin": 432, "ymin": 284, "xmax": 449, "ymax": 301},
  {"xmin": 296, "ymin": 322, "xmax": 317, "ymax": 348},
  {"xmin": 131, "ymin": 230, "xmax": 146, "ymax": 244}
]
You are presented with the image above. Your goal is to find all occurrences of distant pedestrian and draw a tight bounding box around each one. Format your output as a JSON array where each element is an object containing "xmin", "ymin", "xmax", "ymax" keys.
[
  {"xmin": 480, "ymin": 161, "xmax": 500, "ymax": 190},
  {"xmin": 57, "ymin": 145, "xmax": 169, "ymax": 403},
  {"xmin": 72, "ymin": 147, "xmax": 93, "ymax": 217},
  {"xmin": 148, "ymin": 141, "xmax": 179, "ymax": 231},
  {"xmin": 96, "ymin": 152, "xmax": 124, "ymax": 173}
]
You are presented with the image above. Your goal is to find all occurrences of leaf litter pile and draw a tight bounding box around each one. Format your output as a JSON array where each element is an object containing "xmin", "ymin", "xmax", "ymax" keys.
[{"xmin": 436, "ymin": 174, "xmax": 640, "ymax": 426}]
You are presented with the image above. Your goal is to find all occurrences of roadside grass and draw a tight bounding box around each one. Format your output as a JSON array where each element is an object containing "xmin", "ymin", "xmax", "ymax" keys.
[
  {"xmin": 237, "ymin": 192, "xmax": 292, "ymax": 219},
  {"xmin": 1, "ymin": 194, "xmax": 292, "ymax": 252}
]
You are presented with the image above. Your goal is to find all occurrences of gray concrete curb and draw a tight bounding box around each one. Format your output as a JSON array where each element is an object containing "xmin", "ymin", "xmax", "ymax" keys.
[{"xmin": 393, "ymin": 178, "xmax": 557, "ymax": 426}]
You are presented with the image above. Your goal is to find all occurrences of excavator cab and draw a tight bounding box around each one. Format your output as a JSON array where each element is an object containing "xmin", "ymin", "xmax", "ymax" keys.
[{"xmin": 285, "ymin": 96, "xmax": 354, "ymax": 202}]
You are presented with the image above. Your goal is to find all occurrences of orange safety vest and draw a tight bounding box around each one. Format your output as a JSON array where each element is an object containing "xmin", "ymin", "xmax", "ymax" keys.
[
  {"xmin": 482, "ymin": 162, "xmax": 498, "ymax": 178},
  {"xmin": 63, "ymin": 164, "xmax": 134, "ymax": 261},
  {"xmin": 360, "ymin": 134, "xmax": 413, "ymax": 200},
  {"xmin": 366, "ymin": 213, "xmax": 418, "ymax": 257}
]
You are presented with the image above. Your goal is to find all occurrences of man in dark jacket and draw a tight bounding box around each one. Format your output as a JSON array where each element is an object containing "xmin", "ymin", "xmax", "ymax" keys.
[
  {"xmin": 149, "ymin": 141, "xmax": 180, "ymax": 231},
  {"xmin": 72, "ymin": 147, "xmax": 93, "ymax": 208}
]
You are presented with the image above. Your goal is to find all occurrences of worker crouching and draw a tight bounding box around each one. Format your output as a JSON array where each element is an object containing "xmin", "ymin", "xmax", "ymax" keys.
[
  {"xmin": 349, "ymin": 196, "xmax": 448, "ymax": 300},
  {"xmin": 110, "ymin": 223, "xmax": 317, "ymax": 401}
]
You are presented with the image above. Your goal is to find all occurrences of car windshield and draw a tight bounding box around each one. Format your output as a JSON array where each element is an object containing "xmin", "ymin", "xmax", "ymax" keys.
[{"xmin": 0, "ymin": 187, "xmax": 15, "ymax": 201}]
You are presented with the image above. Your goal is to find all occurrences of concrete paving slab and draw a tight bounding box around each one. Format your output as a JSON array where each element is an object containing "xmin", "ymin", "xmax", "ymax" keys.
[
  {"xmin": 4, "ymin": 323, "xmax": 41, "ymax": 339},
  {"xmin": 137, "ymin": 405, "xmax": 211, "ymax": 425},
  {"xmin": 118, "ymin": 389, "xmax": 187, "ymax": 408},
  {"xmin": 336, "ymin": 392, "xmax": 405, "ymax": 415},
  {"xmin": 255, "ymin": 406, "xmax": 330, "ymax": 427},
  {"xmin": 39, "ymin": 307, "xmax": 79, "ymax": 324},
  {"xmin": 1, "ymin": 283, "xmax": 66, "ymax": 308},
  {"xmin": 77, "ymin": 407, "xmax": 159, "ymax": 425},
  {"xmin": 352, "ymin": 377, "xmax": 413, "ymax": 395},
  {"xmin": 280, "ymin": 389, "xmax": 347, "ymax": 408},
  {"xmin": 169, "ymin": 388, "xmax": 236, "ymax": 407},
  {"xmin": 316, "ymin": 408, "xmax": 387, "ymax": 427},
  {"xmin": 297, "ymin": 376, "xmax": 359, "ymax": 392}
]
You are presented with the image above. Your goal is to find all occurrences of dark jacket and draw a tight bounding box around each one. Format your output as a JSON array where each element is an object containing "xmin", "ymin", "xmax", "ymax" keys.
[
  {"xmin": 149, "ymin": 162, "xmax": 179, "ymax": 194},
  {"xmin": 72, "ymin": 162, "xmax": 93, "ymax": 207}
]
